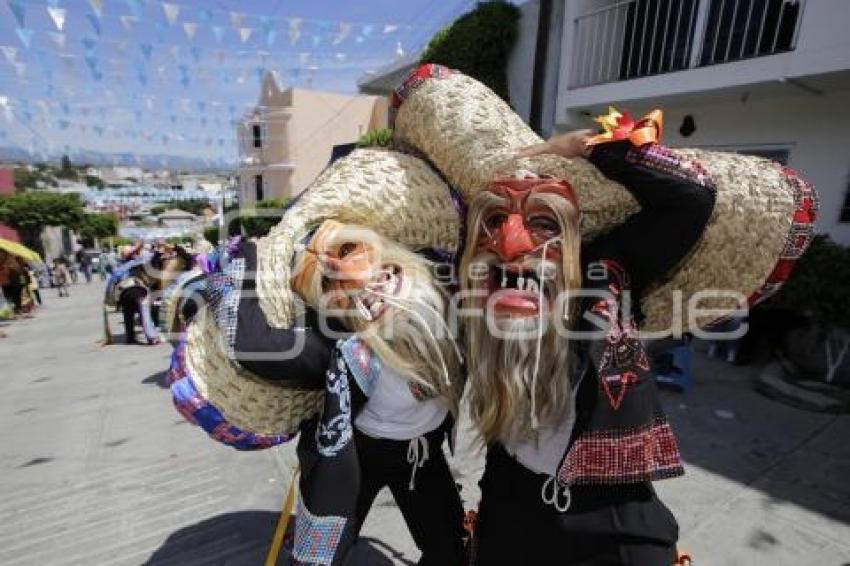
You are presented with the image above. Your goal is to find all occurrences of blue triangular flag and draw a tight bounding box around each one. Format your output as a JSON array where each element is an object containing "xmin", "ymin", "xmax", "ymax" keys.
[
  {"xmin": 15, "ymin": 28, "xmax": 33, "ymax": 49},
  {"xmin": 82, "ymin": 36, "xmax": 97, "ymax": 55},
  {"xmin": 211, "ymin": 26, "xmax": 224, "ymax": 43},
  {"xmin": 87, "ymin": 13, "xmax": 102, "ymax": 36},
  {"xmin": 190, "ymin": 46, "xmax": 201, "ymax": 62},
  {"xmin": 140, "ymin": 43, "xmax": 153, "ymax": 60},
  {"xmin": 8, "ymin": 0, "xmax": 25, "ymax": 27},
  {"xmin": 198, "ymin": 8, "xmax": 212, "ymax": 25}
]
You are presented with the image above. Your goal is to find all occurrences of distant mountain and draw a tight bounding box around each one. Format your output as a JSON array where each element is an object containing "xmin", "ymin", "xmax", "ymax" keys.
[{"xmin": 0, "ymin": 146, "xmax": 237, "ymax": 173}]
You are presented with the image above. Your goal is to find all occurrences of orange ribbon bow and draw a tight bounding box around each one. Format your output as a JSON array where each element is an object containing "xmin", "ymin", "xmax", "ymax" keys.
[{"xmin": 586, "ymin": 107, "xmax": 664, "ymax": 148}]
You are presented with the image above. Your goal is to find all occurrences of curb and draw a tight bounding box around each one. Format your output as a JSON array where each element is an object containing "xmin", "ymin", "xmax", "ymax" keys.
[{"xmin": 755, "ymin": 362, "xmax": 849, "ymax": 414}]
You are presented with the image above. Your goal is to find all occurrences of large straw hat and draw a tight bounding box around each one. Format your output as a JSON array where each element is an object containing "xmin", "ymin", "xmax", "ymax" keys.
[
  {"xmin": 392, "ymin": 64, "xmax": 817, "ymax": 332},
  {"xmin": 178, "ymin": 147, "xmax": 462, "ymax": 438}
]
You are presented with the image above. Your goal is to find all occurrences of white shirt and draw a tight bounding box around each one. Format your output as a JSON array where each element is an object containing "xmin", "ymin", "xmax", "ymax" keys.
[
  {"xmin": 503, "ymin": 387, "xmax": 579, "ymax": 476},
  {"xmin": 354, "ymin": 364, "xmax": 448, "ymax": 441}
]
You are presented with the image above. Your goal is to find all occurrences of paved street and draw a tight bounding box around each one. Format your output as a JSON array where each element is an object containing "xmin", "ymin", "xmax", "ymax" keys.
[{"xmin": 1, "ymin": 282, "xmax": 849, "ymax": 565}]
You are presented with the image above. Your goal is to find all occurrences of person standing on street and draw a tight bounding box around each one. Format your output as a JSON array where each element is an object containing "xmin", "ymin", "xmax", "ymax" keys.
[{"xmin": 77, "ymin": 248, "xmax": 93, "ymax": 284}]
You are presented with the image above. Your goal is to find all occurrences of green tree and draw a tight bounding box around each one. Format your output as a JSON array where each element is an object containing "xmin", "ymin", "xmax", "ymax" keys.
[
  {"xmin": 84, "ymin": 175, "xmax": 105, "ymax": 190},
  {"xmin": 0, "ymin": 191, "xmax": 86, "ymax": 253},
  {"xmin": 14, "ymin": 166, "xmax": 58, "ymax": 190},
  {"xmin": 203, "ymin": 225, "xmax": 220, "ymax": 245},
  {"xmin": 240, "ymin": 198, "xmax": 289, "ymax": 237},
  {"xmin": 77, "ymin": 212, "xmax": 118, "ymax": 246},
  {"xmin": 420, "ymin": 1, "xmax": 521, "ymax": 103},
  {"xmin": 774, "ymin": 235, "xmax": 850, "ymax": 383}
]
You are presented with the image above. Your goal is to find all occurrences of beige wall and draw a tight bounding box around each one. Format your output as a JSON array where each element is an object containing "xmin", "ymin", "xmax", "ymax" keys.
[{"xmin": 237, "ymin": 73, "xmax": 388, "ymax": 205}]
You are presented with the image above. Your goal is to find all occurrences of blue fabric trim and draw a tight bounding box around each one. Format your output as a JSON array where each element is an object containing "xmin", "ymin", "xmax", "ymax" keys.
[
  {"xmin": 169, "ymin": 341, "xmax": 292, "ymax": 451},
  {"xmin": 338, "ymin": 337, "xmax": 381, "ymax": 398}
]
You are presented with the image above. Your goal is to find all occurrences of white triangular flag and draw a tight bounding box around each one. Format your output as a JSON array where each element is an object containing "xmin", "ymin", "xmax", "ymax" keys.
[
  {"xmin": 162, "ymin": 2, "xmax": 179, "ymax": 26},
  {"xmin": 230, "ymin": 11, "xmax": 243, "ymax": 28},
  {"xmin": 120, "ymin": 16, "xmax": 138, "ymax": 31},
  {"xmin": 333, "ymin": 22, "xmax": 352, "ymax": 45},
  {"xmin": 14, "ymin": 62, "xmax": 26, "ymax": 77},
  {"xmin": 47, "ymin": 7, "xmax": 66, "ymax": 31},
  {"xmin": 183, "ymin": 22, "xmax": 197, "ymax": 40},
  {"xmin": 1, "ymin": 46, "xmax": 18, "ymax": 64},
  {"xmin": 288, "ymin": 18, "xmax": 301, "ymax": 45},
  {"xmin": 238, "ymin": 27, "xmax": 252, "ymax": 44}
]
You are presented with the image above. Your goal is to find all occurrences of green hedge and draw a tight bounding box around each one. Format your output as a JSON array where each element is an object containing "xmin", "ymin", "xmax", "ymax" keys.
[{"xmin": 419, "ymin": 1, "xmax": 521, "ymax": 103}]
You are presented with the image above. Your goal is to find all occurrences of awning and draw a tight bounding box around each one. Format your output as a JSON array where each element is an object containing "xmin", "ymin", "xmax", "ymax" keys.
[{"xmin": 0, "ymin": 238, "xmax": 42, "ymax": 263}]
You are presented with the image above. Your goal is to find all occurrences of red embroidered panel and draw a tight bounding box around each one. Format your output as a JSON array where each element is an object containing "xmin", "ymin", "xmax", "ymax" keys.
[
  {"xmin": 391, "ymin": 63, "xmax": 454, "ymax": 110},
  {"xmin": 749, "ymin": 166, "xmax": 818, "ymax": 306},
  {"xmin": 558, "ymin": 420, "xmax": 684, "ymax": 486},
  {"xmin": 589, "ymin": 259, "xmax": 651, "ymax": 411}
]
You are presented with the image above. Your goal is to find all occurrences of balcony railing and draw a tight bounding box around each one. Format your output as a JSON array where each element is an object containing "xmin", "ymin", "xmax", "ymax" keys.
[{"xmin": 569, "ymin": 0, "xmax": 805, "ymax": 89}]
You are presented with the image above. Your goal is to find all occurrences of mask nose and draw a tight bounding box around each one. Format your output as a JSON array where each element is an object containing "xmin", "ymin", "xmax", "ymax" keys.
[{"xmin": 488, "ymin": 213, "xmax": 535, "ymax": 262}]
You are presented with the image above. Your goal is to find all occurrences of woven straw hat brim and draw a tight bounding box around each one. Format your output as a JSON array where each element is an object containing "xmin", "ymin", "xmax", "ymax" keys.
[
  {"xmin": 393, "ymin": 68, "xmax": 816, "ymax": 332},
  {"xmin": 184, "ymin": 309, "xmax": 324, "ymax": 437},
  {"xmin": 643, "ymin": 149, "xmax": 806, "ymax": 331},
  {"xmin": 256, "ymin": 147, "xmax": 461, "ymax": 328}
]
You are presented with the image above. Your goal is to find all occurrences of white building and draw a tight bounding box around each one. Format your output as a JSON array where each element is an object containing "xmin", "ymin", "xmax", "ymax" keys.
[{"xmin": 549, "ymin": 0, "xmax": 850, "ymax": 244}]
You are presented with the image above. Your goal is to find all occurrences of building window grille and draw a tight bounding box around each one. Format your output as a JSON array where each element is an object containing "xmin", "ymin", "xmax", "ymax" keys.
[
  {"xmin": 252, "ymin": 124, "xmax": 263, "ymax": 149},
  {"xmin": 255, "ymin": 174, "xmax": 264, "ymax": 202}
]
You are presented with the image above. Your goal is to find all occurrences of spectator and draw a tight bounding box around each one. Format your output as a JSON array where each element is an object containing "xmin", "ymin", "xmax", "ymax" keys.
[
  {"xmin": 26, "ymin": 266, "xmax": 42, "ymax": 307},
  {"xmin": 0, "ymin": 251, "xmax": 24, "ymax": 314},
  {"xmin": 53, "ymin": 258, "xmax": 70, "ymax": 298},
  {"xmin": 76, "ymin": 248, "xmax": 93, "ymax": 284}
]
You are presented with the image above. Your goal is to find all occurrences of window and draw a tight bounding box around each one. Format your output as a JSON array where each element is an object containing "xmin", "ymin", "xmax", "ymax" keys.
[
  {"xmin": 699, "ymin": 0, "xmax": 801, "ymax": 66},
  {"xmin": 840, "ymin": 179, "xmax": 850, "ymax": 223},
  {"xmin": 255, "ymin": 174, "xmax": 264, "ymax": 202},
  {"xmin": 620, "ymin": 0, "xmax": 700, "ymax": 80},
  {"xmin": 252, "ymin": 123, "xmax": 263, "ymax": 149}
]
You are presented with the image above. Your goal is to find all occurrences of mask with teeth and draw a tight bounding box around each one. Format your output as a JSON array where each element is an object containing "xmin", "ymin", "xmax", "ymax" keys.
[
  {"xmin": 459, "ymin": 175, "xmax": 583, "ymax": 443},
  {"xmin": 292, "ymin": 220, "xmax": 463, "ymax": 414}
]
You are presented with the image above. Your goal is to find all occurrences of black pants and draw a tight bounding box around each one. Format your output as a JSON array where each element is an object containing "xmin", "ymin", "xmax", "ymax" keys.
[
  {"xmin": 474, "ymin": 445, "xmax": 678, "ymax": 566},
  {"xmin": 2, "ymin": 283, "xmax": 22, "ymax": 311},
  {"xmin": 353, "ymin": 425, "xmax": 465, "ymax": 566}
]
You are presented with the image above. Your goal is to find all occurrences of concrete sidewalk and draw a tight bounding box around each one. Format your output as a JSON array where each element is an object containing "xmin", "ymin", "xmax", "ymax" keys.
[{"xmin": 1, "ymin": 282, "xmax": 848, "ymax": 565}]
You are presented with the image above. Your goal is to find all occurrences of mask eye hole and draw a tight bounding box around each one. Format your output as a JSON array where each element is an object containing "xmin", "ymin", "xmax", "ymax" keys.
[
  {"xmin": 338, "ymin": 242, "xmax": 358, "ymax": 258},
  {"xmin": 484, "ymin": 212, "xmax": 507, "ymax": 231},
  {"xmin": 528, "ymin": 215, "xmax": 560, "ymax": 235}
]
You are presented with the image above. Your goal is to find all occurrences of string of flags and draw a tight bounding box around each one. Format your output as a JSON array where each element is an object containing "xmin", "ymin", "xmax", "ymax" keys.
[
  {"xmin": 6, "ymin": 0, "xmax": 417, "ymax": 48},
  {"xmin": 0, "ymin": 0, "xmax": 465, "ymax": 164}
]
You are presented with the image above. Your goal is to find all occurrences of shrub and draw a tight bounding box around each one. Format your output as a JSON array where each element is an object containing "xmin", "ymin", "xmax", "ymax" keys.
[
  {"xmin": 773, "ymin": 235, "xmax": 850, "ymax": 382},
  {"xmin": 357, "ymin": 128, "xmax": 393, "ymax": 148},
  {"xmin": 419, "ymin": 1, "xmax": 521, "ymax": 103}
]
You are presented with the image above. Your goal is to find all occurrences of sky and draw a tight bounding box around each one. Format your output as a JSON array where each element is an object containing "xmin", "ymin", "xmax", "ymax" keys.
[{"xmin": 0, "ymin": 0, "xmax": 478, "ymax": 167}]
